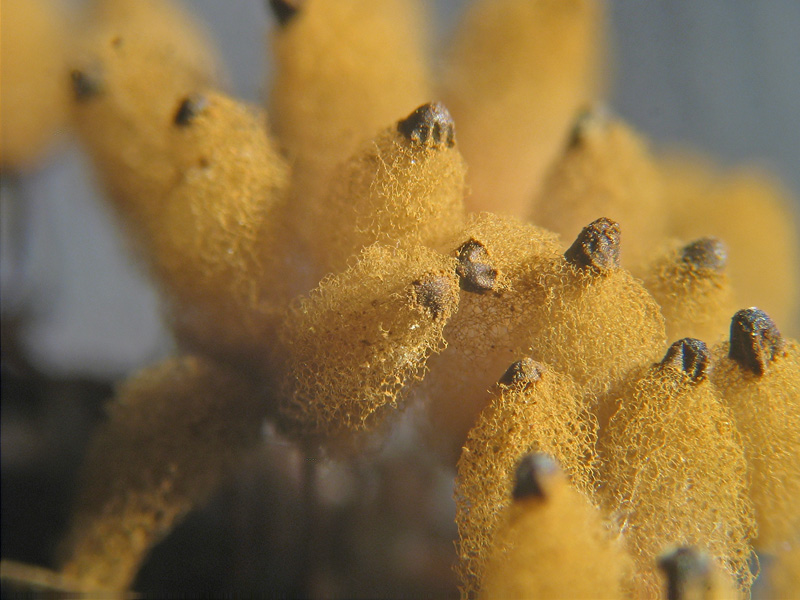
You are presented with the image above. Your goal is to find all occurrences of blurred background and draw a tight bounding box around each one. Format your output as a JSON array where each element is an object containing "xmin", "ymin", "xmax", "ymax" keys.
[{"xmin": 2, "ymin": 0, "xmax": 798, "ymax": 595}]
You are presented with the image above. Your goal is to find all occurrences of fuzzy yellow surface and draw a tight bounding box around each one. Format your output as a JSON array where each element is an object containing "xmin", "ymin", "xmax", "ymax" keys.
[
  {"xmin": 70, "ymin": 0, "xmax": 221, "ymax": 236},
  {"xmin": 455, "ymin": 364, "xmax": 598, "ymax": 598},
  {"xmin": 660, "ymin": 154, "xmax": 800, "ymax": 335},
  {"xmin": 150, "ymin": 92, "xmax": 291, "ymax": 370},
  {"xmin": 599, "ymin": 343, "xmax": 756, "ymax": 597},
  {"xmin": 0, "ymin": 0, "xmax": 71, "ymax": 171},
  {"xmin": 59, "ymin": 356, "xmax": 264, "ymax": 592},
  {"xmin": 419, "ymin": 213, "xmax": 563, "ymax": 460},
  {"xmin": 305, "ymin": 103, "xmax": 467, "ymax": 279},
  {"xmin": 269, "ymin": 0, "xmax": 432, "ymax": 241},
  {"xmin": 643, "ymin": 238, "xmax": 735, "ymax": 346},
  {"xmin": 712, "ymin": 336, "xmax": 800, "ymax": 552},
  {"xmin": 277, "ymin": 244, "xmax": 459, "ymax": 454},
  {"xmin": 533, "ymin": 117, "xmax": 667, "ymax": 275}
]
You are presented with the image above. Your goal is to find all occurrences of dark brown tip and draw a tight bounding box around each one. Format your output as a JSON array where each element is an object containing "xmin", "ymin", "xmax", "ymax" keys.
[
  {"xmin": 729, "ymin": 308, "xmax": 785, "ymax": 376},
  {"xmin": 564, "ymin": 217, "xmax": 621, "ymax": 273},
  {"xmin": 412, "ymin": 273, "xmax": 454, "ymax": 321},
  {"xmin": 174, "ymin": 95, "xmax": 208, "ymax": 126},
  {"xmin": 455, "ymin": 239, "xmax": 497, "ymax": 293},
  {"xmin": 661, "ymin": 338, "xmax": 710, "ymax": 382},
  {"xmin": 498, "ymin": 358, "xmax": 545, "ymax": 386},
  {"xmin": 268, "ymin": 0, "xmax": 304, "ymax": 26},
  {"xmin": 512, "ymin": 453, "xmax": 561, "ymax": 501},
  {"xmin": 680, "ymin": 237, "xmax": 727, "ymax": 272},
  {"xmin": 397, "ymin": 102, "xmax": 455, "ymax": 148},
  {"xmin": 567, "ymin": 106, "xmax": 608, "ymax": 149},
  {"xmin": 70, "ymin": 68, "xmax": 103, "ymax": 101},
  {"xmin": 657, "ymin": 547, "xmax": 712, "ymax": 600}
]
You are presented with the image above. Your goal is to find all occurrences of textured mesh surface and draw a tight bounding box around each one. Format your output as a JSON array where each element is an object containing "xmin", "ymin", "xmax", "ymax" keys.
[
  {"xmin": 306, "ymin": 105, "xmax": 467, "ymax": 278},
  {"xmin": 454, "ymin": 365, "xmax": 598, "ymax": 598},
  {"xmin": 712, "ymin": 338, "xmax": 800, "ymax": 551},
  {"xmin": 148, "ymin": 92, "xmax": 291, "ymax": 369},
  {"xmin": 525, "ymin": 253, "xmax": 667, "ymax": 399},
  {"xmin": 277, "ymin": 244, "xmax": 459, "ymax": 454},
  {"xmin": 420, "ymin": 213, "xmax": 562, "ymax": 461},
  {"xmin": 0, "ymin": 0, "xmax": 70, "ymax": 171},
  {"xmin": 533, "ymin": 117, "xmax": 667, "ymax": 275},
  {"xmin": 443, "ymin": 0, "xmax": 604, "ymax": 217},
  {"xmin": 660, "ymin": 154, "xmax": 800, "ymax": 334},
  {"xmin": 643, "ymin": 238, "xmax": 735, "ymax": 346},
  {"xmin": 600, "ymin": 355, "xmax": 756, "ymax": 597},
  {"xmin": 479, "ymin": 457, "xmax": 627, "ymax": 600},
  {"xmin": 60, "ymin": 356, "xmax": 264, "ymax": 591},
  {"xmin": 269, "ymin": 0, "xmax": 432, "ymax": 237},
  {"xmin": 71, "ymin": 0, "xmax": 221, "ymax": 234}
]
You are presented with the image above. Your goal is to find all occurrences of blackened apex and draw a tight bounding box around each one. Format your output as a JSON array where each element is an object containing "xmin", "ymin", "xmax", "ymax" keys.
[
  {"xmin": 70, "ymin": 68, "xmax": 103, "ymax": 101},
  {"xmin": 564, "ymin": 217, "xmax": 621, "ymax": 273},
  {"xmin": 657, "ymin": 547, "xmax": 712, "ymax": 600},
  {"xmin": 456, "ymin": 239, "xmax": 497, "ymax": 293},
  {"xmin": 729, "ymin": 308, "xmax": 785, "ymax": 376},
  {"xmin": 412, "ymin": 273, "xmax": 453, "ymax": 321},
  {"xmin": 681, "ymin": 237, "xmax": 727, "ymax": 273},
  {"xmin": 661, "ymin": 338, "xmax": 710, "ymax": 382},
  {"xmin": 397, "ymin": 102, "xmax": 456, "ymax": 148},
  {"xmin": 174, "ymin": 95, "xmax": 208, "ymax": 126},
  {"xmin": 512, "ymin": 453, "xmax": 560, "ymax": 501},
  {"xmin": 498, "ymin": 358, "xmax": 545, "ymax": 386},
  {"xmin": 268, "ymin": 0, "xmax": 305, "ymax": 26},
  {"xmin": 566, "ymin": 105, "xmax": 608, "ymax": 149}
]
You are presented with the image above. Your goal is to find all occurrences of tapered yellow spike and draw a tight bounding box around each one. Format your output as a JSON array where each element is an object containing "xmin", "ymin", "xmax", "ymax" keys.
[
  {"xmin": 643, "ymin": 237, "xmax": 736, "ymax": 345},
  {"xmin": 59, "ymin": 356, "xmax": 265, "ymax": 592},
  {"xmin": 533, "ymin": 115, "xmax": 667, "ymax": 274},
  {"xmin": 304, "ymin": 102, "xmax": 467, "ymax": 279},
  {"xmin": 599, "ymin": 339, "xmax": 756, "ymax": 597},
  {"xmin": 268, "ymin": 0, "xmax": 433, "ymax": 241},
  {"xmin": 443, "ymin": 0, "xmax": 606, "ymax": 218},
  {"xmin": 455, "ymin": 363, "xmax": 598, "ymax": 598},
  {"xmin": 711, "ymin": 309, "xmax": 800, "ymax": 552},
  {"xmin": 70, "ymin": 0, "xmax": 221, "ymax": 235},
  {"xmin": 479, "ymin": 453, "xmax": 627, "ymax": 599},
  {"xmin": 149, "ymin": 91, "xmax": 291, "ymax": 369},
  {"xmin": 660, "ymin": 153, "xmax": 800, "ymax": 334},
  {"xmin": 277, "ymin": 244, "xmax": 459, "ymax": 455}
]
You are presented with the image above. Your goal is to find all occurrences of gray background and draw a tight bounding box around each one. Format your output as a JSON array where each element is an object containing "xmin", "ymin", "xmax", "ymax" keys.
[{"xmin": 3, "ymin": 0, "xmax": 799, "ymax": 378}]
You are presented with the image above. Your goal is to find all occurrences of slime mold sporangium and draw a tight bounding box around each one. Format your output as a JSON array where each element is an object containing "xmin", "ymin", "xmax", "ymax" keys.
[{"xmin": 1, "ymin": 0, "xmax": 799, "ymax": 597}]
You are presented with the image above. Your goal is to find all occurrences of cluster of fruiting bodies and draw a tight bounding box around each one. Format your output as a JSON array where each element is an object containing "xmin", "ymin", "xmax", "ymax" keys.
[{"xmin": 1, "ymin": 0, "xmax": 799, "ymax": 597}]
